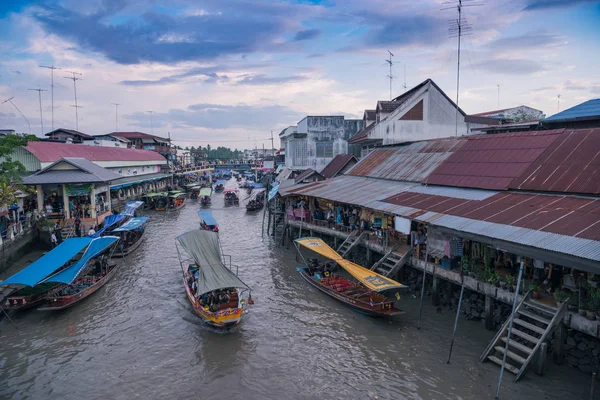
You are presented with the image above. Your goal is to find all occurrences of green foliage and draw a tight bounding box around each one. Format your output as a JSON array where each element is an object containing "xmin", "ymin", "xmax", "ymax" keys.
[
  {"xmin": 505, "ymin": 274, "xmax": 515, "ymax": 286},
  {"xmin": 0, "ymin": 134, "xmax": 37, "ymax": 208}
]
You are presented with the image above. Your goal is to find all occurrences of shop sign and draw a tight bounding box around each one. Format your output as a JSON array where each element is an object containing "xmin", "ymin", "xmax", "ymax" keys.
[
  {"xmin": 394, "ymin": 216, "xmax": 411, "ymax": 234},
  {"xmin": 65, "ymin": 184, "xmax": 91, "ymax": 196},
  {"xmin": 94, "ymin": 184, "xmax": 109, "ymax": 194}
]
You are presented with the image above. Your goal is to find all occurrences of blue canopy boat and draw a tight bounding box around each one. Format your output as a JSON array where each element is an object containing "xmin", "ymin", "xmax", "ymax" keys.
[
  {"xmin": 0, "ymin": 238, "xmax": 93, "ymax": 311},
  {"xmin": 39, "ymin": 236, "xmax": 120, "ymax": 311},
  {"xmin": 198, "ymin": 210, "xmax": 218, "ymax": 232},
  {"xmin": 214, "ymin": 179, "xmax": 227, "ymax": 193},
  {"xmin": 111, "ymin": 217, "xmax": 149, "ymax": 257}
]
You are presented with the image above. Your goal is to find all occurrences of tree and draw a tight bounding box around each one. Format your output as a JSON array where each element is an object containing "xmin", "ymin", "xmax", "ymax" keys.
[{"xmin": 0, "ymin": 134, "xmax": 38, "ymax": 208}]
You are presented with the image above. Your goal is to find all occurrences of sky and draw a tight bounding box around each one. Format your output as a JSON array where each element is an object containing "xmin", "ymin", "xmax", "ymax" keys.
[{"xmin": 0, "ymin": 0, "xmax": 599, "ymax": 150}]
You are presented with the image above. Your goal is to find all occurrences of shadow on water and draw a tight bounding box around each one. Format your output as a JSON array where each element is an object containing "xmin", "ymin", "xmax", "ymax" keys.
[{"xmin": 0, "ymin": 189, "xmax": 591, "ymax": 399}]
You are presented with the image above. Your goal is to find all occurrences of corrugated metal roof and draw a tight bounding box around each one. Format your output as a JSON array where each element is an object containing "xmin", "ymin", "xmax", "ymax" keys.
[
  {"xmin": 320, "ymin": 154, "xmax": 357, "ymax": 178},
  {"xmin": 510, "ymin": 128, "xmax": 600, "ymax": 194},
  {"xmin": 425, "ymin": 130, "xmax": 564, "ymax": 190},
  {"xmin": 23, "ymin": 158, "xmax": 121, "ymax": 184},
  {"xmin": 294, "ymin": 168, "xmax": 324, "ymax": 183},
  {"xmin": 45, "ymin": 128, "xmax": 93, "ymax": 139},
  {"xmin": 108, "ymin": 131, "xmax": 170, "ymax": 141},
  {"xmin": 25, "ymin": 141, "xmax": 167, "ymax": 163},
  {"xmin": 347, "ymin": 138, "xmax": 466, "ymax": 182},
  {"xmin": 545, "ymin": 99, "xmax": 600, "ymax": 122}
]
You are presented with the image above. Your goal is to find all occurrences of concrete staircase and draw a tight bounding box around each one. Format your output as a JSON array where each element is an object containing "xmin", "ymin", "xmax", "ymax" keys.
[
  {"xmin": 480, "ymin": 292, "xmax": 568, "ymax": 381},
  {"xmin": 336, "ymin": 231, "xmax": 364, "ymax": 257},
  {"xmin": 370, "ymin": 247, "xmax": 412, "ymax": 277}
]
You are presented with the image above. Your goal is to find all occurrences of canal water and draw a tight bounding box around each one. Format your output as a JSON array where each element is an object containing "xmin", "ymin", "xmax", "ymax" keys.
[{"xmin": 0, "ymin": 192, "xmax": 590, "ymax": 399}]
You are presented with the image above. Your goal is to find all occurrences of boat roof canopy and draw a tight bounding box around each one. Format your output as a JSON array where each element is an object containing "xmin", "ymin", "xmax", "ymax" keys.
[
  {"xmin": 122, "ymin": 200, "xmax": 144, "ymax": 216},
  {"xmin": 0, "ymin": 237, "xmax": 93, "ymax": 289},
  {"xmin": 146, "ymin": 192, "xmax": 168, "ymax": 197},
  {"xmin": 295, "ymin": 237, "xmax": 405, "ymax": 293},
  {"xmin": 199, "ymin": 188, "xmax": 212, "ymax": 197},
  {"xmin": 92, "ymin": 214, "xmax": 126, "ymax": 237},
  {"xmin": 44, "ymin": 236, "xmax": 120, "ymax": 284},
  {"xmin": 198, "ymin": 210, "xmax": 217, "ymax": 226},
  {"xmin": 215, "ymin": 179, "xmax": 227, "ymax": 185},
  {"xmin": 113, "ymin": 217, "xmax": 149, "ymax": 232},
  {"xmin": 176, "ymin": 230, "xmax": 249, "ymax": 294}
]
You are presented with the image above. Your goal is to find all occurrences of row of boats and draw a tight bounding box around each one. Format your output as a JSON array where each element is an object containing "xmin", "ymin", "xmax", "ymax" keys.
[{"xmin": 0, "ymin": 201, "xmax": 149, "ymax": 312}]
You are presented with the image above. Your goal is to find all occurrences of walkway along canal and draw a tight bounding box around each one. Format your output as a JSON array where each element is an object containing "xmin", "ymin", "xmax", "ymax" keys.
[{"xmin": 0, "ymin": 194, "xmax": 593, "ymax": 399}]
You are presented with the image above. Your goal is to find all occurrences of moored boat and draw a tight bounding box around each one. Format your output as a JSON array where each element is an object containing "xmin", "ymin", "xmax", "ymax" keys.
[
  {"xmin": 175, "ymin": 230, "xmax": 251, "ymax": 328},
  {"xmin": 245, "ymin": 188, "xmax": 265, "ymax": 212},
  {"xmin": 145, "ymin": 192, "xmax": 169, "ymax": 210},
  {"xmin": 168, "ymin": 192, "xmax": 186, "ymax": 210},
  {"xmin": 224, "ymin": 188, "xmax": 239, "ymax": 206},
  {"xmin": 38, "ymin": 236, "xmax": 120, "ymax": 311},
  {"xmin": 189, "ymin": 185, "xmax": 201, "ymax": 199},
  {"xmin": 214, "ymin": 179, "xmax": 226, "ymax": 193},
  {"xmin": 110, "ymin": 217, "xmax": 149, "ymax": 257},
  {"xmin": 294, "ymin": 237, "xmax": 405, "ymax": 318}
]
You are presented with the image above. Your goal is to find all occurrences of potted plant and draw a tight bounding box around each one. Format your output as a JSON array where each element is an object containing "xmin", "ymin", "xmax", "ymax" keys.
[
  {"xmin": 493, "ymin": 272, "xmax": 501, "ymax": 288},
  {"xmin": 554, "ymin": 290, "xmax": 568, "ymax": 306},
  {"xmin": 530, "ymin": 283, "xmax": 540, "ymax": 299},
  {"xmin": 506, "ymin": 275, "xmax": 515, "ymax": 292}
]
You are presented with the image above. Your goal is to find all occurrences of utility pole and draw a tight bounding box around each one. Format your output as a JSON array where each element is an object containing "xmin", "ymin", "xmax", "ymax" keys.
[
  {"xmin": 146, "ymin": 110, "xmax": 154, "ymax": 134},
  {"xmin": 557, "ymin": 94, "xmax": 561, "ymax": 113},
  {"xmin": 28, "ymin": 88, "xmax": 47, "ymax": 136},
  {"xmin": 270, "ymin": 130, "xmax": 275, "ymax": 155},
  {"xmin": 2, "ymin": 97, "xmax": 31, "ymax": 134},
  {"xmin": 497, "ymin": 84, "xmax": 500, "ymax": 109},
  {"xmin": 385, "ymin": 50, "xmax": 394, "ymax": 100},
  {"xmin": 112, "ymin": 103, "xmax": 120, "ymax": 131},
  {"xmin": 40, "ymin": 65, "xmax": 60, "ymax": 131},
  {"xmin": 64, "ymin": 71, "xmax": 82, "ymax": 130},
  {"xmin": 403, "ymin": 64, "xmax": 407, "ymax": 93}
]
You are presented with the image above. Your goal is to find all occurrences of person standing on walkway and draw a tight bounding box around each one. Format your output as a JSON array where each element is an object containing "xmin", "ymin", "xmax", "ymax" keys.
[
  {"xmin": 54, "ymin": 222, "xmax": 63, "ymax": 244},
  {"xmin": 74, "ymin": 216, "xmax": 81, "ymax": 237},
  {"xmin": 51, "ymin": 231, "xmax": 58, "ymax": 248},
  {"xmin": 88, "ymin": 226, "xmax": 96, "ymax": 236}
]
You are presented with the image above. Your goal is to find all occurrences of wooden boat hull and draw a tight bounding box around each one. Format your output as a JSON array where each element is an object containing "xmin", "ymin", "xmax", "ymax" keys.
[
  {"xmin": 183, "ymin": 268, "xmax": 244, "ymax": 328},
  {"xmin": 4, "ymin": 293, "xmax": 49, "ymax": 311},
  {"xmin": 296, "ymin": 266, "xmax": 403, "ymax": 318},
  {"xmin": 214, "ymin": 188, "xmax": 224, "ymax": 193},
  {"xmin": 112, "ymin": 235, "xmax": 144, "ymax": 257},
  {"xmin": 155, "ymin": 206, "xmax": 167, "ymax": 211},
  {"xmin": 246, "ymin": 204, "xmax": 263, "ymax": 211},
  {"xmin": 38, "ymin": 264, "xmax": 119, "ymax": 311}
]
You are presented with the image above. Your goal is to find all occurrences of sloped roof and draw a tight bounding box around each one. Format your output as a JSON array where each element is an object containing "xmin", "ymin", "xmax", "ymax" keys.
[
  {"xmin": 364, "ymin": 110, "xmax": 376, "ymax": 121},
  {"xmin": 108, "ymin": 131, "xmax": 170, "ymax": 142},
  {"xmin": 45, "ymin": 128, "xmax": 93, "ymax": 139},
  {"xmin": 25, "ymin": 141, "xmax": 167, "ymax": 163},
  {"xmin": 348, "ymin": 122, "xmax": 376, "ymax": 144},
  {"xmin": 23, "ymin": 158, "xmax": 122, "ymax": 184},
  {"xmin": 294, "ymin": 168, "xmax": 324, "ymax": 183},
  {"xmin": 545, "ymin": 99, "xmax": 600, "ymax": 122},
  {"xmin": 320, "ymin": 155, "xmax": 358, "ymax": 179},
  {"xmin": 377, "ymin": 101, "xmax": 403, "ymax": 114}
]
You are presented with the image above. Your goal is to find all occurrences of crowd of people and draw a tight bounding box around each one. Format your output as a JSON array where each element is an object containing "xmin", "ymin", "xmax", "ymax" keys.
[{"xmin": 186, "ymin": 267, "xmax": 236, "ymax": 312}]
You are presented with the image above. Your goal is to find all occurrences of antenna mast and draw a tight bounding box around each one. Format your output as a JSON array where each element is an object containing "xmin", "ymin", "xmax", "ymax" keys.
[
  {"xmin": 28, "ymin": 88, "xmax": 47, "ymax": 135},
  {"xmin": 64, "ymin": 71, "xmax": 82, "ymax": 130},
  {"xmin": 146, "ymin": 110, "xmax": 154, "ymax": 134},
  {"xmin": 112, "ymin": 103, "xmax": 120, "ymax": 131},
  {"xmin": 2, "ymin": 97, "xmax": 31, "ymax": 134},
  {"xmin": 557, "ymin": 94, "xmax": 561, "ymax": 113},
  {"xmin": 385, "ymin": 50, "xmax": 394, "ymax": 100},
  {"xmin": 40, "ymin": 65, "xmax": 60, "ymax": 131},
  {"xmin": 403, "ymin": 65, "xmax": 407, "ymax": 93}
]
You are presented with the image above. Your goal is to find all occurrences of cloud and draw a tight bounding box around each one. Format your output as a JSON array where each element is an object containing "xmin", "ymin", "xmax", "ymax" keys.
[
  {"xmin": 523, "ymin": 0, "xmax": 600, "ymax": 11},
  {"xmin": 292, "ymin": 29, "xmax": 321, "ymax": 41},
  {"xmin": 564, "ymin": 80, "xmax": 588, "ymax": 91},
  {"xmin": 236, "ymin": 74, "xmax": 308, "ymax": 85},
  {"xmin": 471, "ymin": 58, "xmax": 547, "ymax": 75},
  {"xmin": 307, "ymin": 53, "xmax": 324, "ymax": 58},
  {"xmin": 363, "ymin": 13, "xmax": 446, "ymax": 48},
  {"xmin": 591, "ymin": 86, "xmax": 600, "ymax": 95},
  {"xmin": 125, "ymin": 103, "xmax": 305, "ymax": 130},
  {"xmin": 530, "ymin": 86, "xmax": 556, "ymax": 92},
  {"xmin": 486, "ymin": 31, "xmax": 566, "ymax": 52}
]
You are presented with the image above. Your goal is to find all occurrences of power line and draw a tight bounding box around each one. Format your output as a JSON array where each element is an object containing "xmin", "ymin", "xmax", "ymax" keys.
[
  {"xmin": 112, "ymin": 103, "xmax": 120, "ymax": 131},
  {"xmin": 64, "ymin": 71, "xmax": 82, "ymax": 130},
  {"xmin": 39, "ymin": 65, "xmax": 60, "ymax": 131},
  {"xmin": 385, "ymin": 50, "xmax": 394, "ymax": 100},
  {"xmin": 28, "ymin": 88, "xmax": 47, "ymax": 136},
  {"xmin": 1, "ymin": 97, "xmax": 31, "ymax": 134}
]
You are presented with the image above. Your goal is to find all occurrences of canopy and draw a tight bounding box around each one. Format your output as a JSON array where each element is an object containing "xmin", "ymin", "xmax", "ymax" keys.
[
  {"xmin": 215, "ymin": 179, "xmax": 227, "ymax": 185},
  {"xmin": 185, "ymin": 182, "xmax": 200, "ymax": 187},
  {"xmin": 199, "ymin": 188, "xmax": 212, "ymax": 197},
  {"xmin": 176, "ymin": 230, "xmax": 249, "ymax": 295},
  {"xmin": 123, "ymin": 201, "xmax": 144, "ymax": 216},
  {"xmin": 224, "ymin": 188, "xmax": 238, "ymax": 193},
  {"xmin": 294, "ymin": 237, "xmax": 404, "ymax": 293},
  {"xmin": 248, "ymin": 188, "xmax": 265, "ymax": 201},
  {"xmin": 113, "ymin": 217, "xmax": 149, "ymax": 232},
  {"xmin": 198, "ymin": 210, "xmax": 218, "ymax": 226},
  {"xmin": 45, "ymin": 236, "xmax": 120, "ymax": 284},
  {"xmin": 0, "ymin": 237, "xmax": 93, "ymax": 289},
  {"xmin": 146, "ymin": 192, "xmax": 168, "ymax": 198},
  {"xmin": 249, "ymin": 182, "xmax": 265, "ymax": 189},
  {"xmin": 169, "ymin": 192, "xmax": 185, "ymax": 198},
  {"xmin": 92, "ymin": 214, "xmax": 126, "ymax": 237},
  {"xmin": 268, "ymin": 183, "xmax": 280, "ymax": 201}
]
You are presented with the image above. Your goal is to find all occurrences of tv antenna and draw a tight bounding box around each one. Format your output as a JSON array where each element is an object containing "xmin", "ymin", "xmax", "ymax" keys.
[
  {"xmin": 403, "ymin": 65, "xmax": 407, "ymax": 93},
  {"xmin": 385, "ymin": 50, "xmax": 394, "ymax": 100},
  {"xmin": 64, "ymin": 71, "xmax": 82, "ymax": 130},
  {"xmin": 557, "ymin": 94, "xmax": 561, "ymax": 113},
  {"xmin": 146, "ymin": 110, "xmax": 154, "ymax": 134},
  {"xmin": 497, "ymin": 84, "xmax": 500, "ymax": 109},
  {"xmin": 112, "ymin": 103, "xmax": 120, "ymax": 131},
  {"xmin": 39, "ymin": 65, "xmax": 61, "ymax": 131},
  {"xmin": 1, "ymin": 97, "xmax": 31, "ymax": 134},
  {"xmin": 443, "ymin": 0, "xmax": 482, "ymax": 136},
  {"xmin": 28, "ymin": 88, "xmax": 47, "ymax": 135}
]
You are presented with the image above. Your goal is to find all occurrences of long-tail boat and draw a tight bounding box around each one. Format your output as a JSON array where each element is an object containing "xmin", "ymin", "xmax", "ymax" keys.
[
  {"xmin": 294, "ymin": 237, "xmax": 405, "ymax": 318},
  {"xmin": 199, "ymin": 187, "xmax": 212, "ymax": 206},
  {"xmin": 0, "ymin": 238, "xmax": 94, "ymax": 311},
  {"xmin": 38, "ymin": 236, "xmax": 120, "ymax": 311},
  {"xmin": 245, "ymin": 188, "xmax": 265, "ymax": 211},
  {"xmin": 109, "ymin": 217, "xmax": 149, "ymax": 257},
  {"xmin": 224, "ymin": 188, "xmax": 239, "ymax": 206},
  {"xmin": 168, "ymin": 192, "xmax": 186, "ymax": 210},
  {"xmin": 214, "ymin": 179, "xmax": 227, "ymax": 193},
  {"xmin": 175, "ymin": 230, "xmax": 251, "ymax": 328},
  {"xmin": 198, "ymin": 210, "xmax": 218, "ymax": 232}
]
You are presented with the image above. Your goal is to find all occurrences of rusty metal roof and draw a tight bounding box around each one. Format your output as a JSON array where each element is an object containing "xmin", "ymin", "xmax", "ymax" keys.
[
  {"xmin": 425, "ymin": 129, "xmax": 565, "ymax": 190},
  {"xmin": 347, "ymin": 138, "xmax": 466, "ymax": 182},
  {"xmin": 320, "ymin": 154, "xmax": 357, "ymax": 178},
  {"xmin": 25, "ymin": 141, "xmax": 167, "ymax": 163},
  {"xmin": 510, "ymin": 128, "xmax": 600, "ymax": 194}
]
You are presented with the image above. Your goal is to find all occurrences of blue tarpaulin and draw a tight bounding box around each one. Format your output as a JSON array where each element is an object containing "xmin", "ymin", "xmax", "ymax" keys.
[
  {"xmin": 92, "ymin": 214, "xmax": 127, "ymax": 237},
  {"xmin": 0, "ymin": 238, "xmax": 93, "ymax": 288},
  {"xmin": 249, "ymin": 182, "xmax": 265, "ymax": 188},
  {"xmin": 198, "ymin": 210, "xmax": 218, "ymax": 226},
  {"xmin": 122, "ymin": 201, "xmax": 144, "ymax": 216},
  {"xmin": 113, "ymin": 217, "xmax": 149, "ymax": 232},
  {"xmin": 268, "ymin": 183, "xmax": 280, "ymax": 201},
  {"xmin": 215, "ymin": 179, "xmax": 227, "ymax": 185},
  {"xmin": 45, "ymin": 236, "xmax": 120, "ymax": 284}
]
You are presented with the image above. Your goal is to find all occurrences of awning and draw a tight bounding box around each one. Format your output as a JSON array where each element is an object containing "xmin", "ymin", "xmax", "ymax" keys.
[
  {"xmin": 92, "ymin": 214, "xmax": 126, "ymax": 237},
  {"xmin": 176, "ymin": 230, "xmax": 249, "ymax": 295},
  {"xmin": 198, "ymin": 210, "xmax": 217, "ymax": 226},
  {"xmin": 215, "ymin": 180, "xmax": 227, "ymax": 185},
  {"xmin": 199, "ymin": 188, "xmax": 212, "ymax": 197},
  {"xmin": 294, "ymin": 237, "xmax": 405, "ymax": 293},
  {"xmin": 44, "ymin": 236, "xmax": 120, "ymax": 284},
  {"xmin": 110, "ymin": 173, "xmax": 171, "ymax": 190},
  {"xmin": 145, "ymin": 192, "xmax": 168, "ymax": 198},
  {"xmin": 113, "ymin": 217, "xmax": 149, "ymax": 232},
  {"xmin": 248, "ymin": 182, "xmax": 265, "ymax": 188},
  {"xmin": 268, "ymin": 183, "xmax": 280, "ymax": 201},
  {"xmin": 0, "ymin": 237, "xmax": 93, "ymax": 289},
  {"xmin": 123, "ymin": 201, "xmax": 144, "ymax": 216}
]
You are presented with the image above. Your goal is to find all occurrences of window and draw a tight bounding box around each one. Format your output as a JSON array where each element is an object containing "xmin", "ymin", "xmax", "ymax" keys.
[{"xmin": 316, "ymin": 142, "xmax": 333, "ymax": 158}]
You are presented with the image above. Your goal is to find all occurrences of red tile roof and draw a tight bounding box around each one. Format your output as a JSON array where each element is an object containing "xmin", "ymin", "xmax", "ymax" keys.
[
  {"xmin": 25, "ymin": 141, "xmax": 167, "ymax": 163},
  {"xmin": 320, "ymin": 154, "xmax": 357, "ymax": 178}
]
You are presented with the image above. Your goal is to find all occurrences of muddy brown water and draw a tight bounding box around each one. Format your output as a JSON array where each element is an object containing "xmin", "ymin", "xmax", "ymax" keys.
[{"xmin": 0, "ymin": 193, "xmax": 590, "ymax": 399}]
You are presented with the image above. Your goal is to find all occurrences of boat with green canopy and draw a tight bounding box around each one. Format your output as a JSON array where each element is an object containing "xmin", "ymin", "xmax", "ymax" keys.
[
  {"xmin": 294, "ymin": 237, "xmax": 405, "ymax": 318},
  {"xmin": 168, "ymin": 191, "xmax": 186, "ymax": 210},
  {"xmin": 142, "ymin": 192, "xmax": 168, "ymax": 210},
  {"xmin": 175, "ymin": 229, "xmax": 250, "ymax": 328},
  {"xmin": 199, "ymin": 187, "xmax": 212, "ymax": 206}
]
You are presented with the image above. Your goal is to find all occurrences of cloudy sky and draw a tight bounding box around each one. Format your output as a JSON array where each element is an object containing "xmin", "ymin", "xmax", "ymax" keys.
[{"xmin": 0, "ymin": 0, "xmax": 599, "ymax": 149}]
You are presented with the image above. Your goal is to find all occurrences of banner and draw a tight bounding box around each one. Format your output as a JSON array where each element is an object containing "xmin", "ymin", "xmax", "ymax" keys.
[{"xmin": 65, "ymin": 184, "xmax": 92, "ymax": 196}]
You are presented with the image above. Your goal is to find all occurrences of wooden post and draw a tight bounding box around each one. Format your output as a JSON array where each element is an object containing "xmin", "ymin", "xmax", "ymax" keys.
[
  {"xmin": 536, "ymin": 342, "xmax": 547, "ymax": 376},
  {"xmin": 485, "ymin": 295, "xmax": 495, "ymax": 331},
  {"xmin": 552, "ymin": 321, "xmax": 566, "ymax": 365},
  {"xmin": 334, "ymin": 236, "xmax": 338, "ymax": 248},
  {"xmin": 432, "ymin": 276, "xmax": 440, "ymax": 306},
  {"xmin": 417, "ymin": 247, "xmax": 429, "ymax": 330},
  {"xmin": 366, "ymin": 247, "xmax": 372, "ymax": 266},
  {"xmin": 447, "ymin": 279, "xmax": 466, "ymax": 364}
]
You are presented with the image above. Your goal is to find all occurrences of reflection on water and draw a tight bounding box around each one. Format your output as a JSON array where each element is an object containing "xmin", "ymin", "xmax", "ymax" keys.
[{"xmin": 0, "ymin": 194, "xmax": 589, "ymax": 399}]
